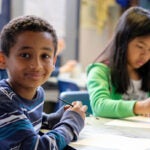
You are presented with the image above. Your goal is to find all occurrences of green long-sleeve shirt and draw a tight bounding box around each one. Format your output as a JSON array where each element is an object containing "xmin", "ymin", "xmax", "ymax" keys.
[{"xmin": 86, "ymin": 63, "xmax": 150, "ymax": 118}]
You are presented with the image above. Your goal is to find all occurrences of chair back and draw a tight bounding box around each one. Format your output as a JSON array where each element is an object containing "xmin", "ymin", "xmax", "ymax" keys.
[
  {"xmin": 59, "ymin": 91, "xmax": 92, "ymax": 115},
  {"xmin": 57, "ymin": 79, "xmax": 80, "ymax": 93},
  {"xmin": 0, "ymin": 69, "xmax": 8, "ymax": 80}
]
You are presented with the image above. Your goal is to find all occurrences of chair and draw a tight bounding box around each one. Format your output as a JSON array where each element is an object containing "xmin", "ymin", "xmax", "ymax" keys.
[
  {"xmin": 0, "ymin": 69, "xmax": 8, "ymax": 80},
  {"xmin": 54, "ymin": 79, "xmax": 80, "ymax": 111},
  {"xmin": 57, "ymin": 79, "xmax": 80, "ymax": 93},
  {"xmin": 58, "ymin": 91, "xmax": 92, "ymax": 115}
]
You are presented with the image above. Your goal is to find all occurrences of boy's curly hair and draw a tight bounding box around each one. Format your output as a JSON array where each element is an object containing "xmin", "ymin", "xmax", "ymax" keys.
[{"xmin": 0, "ymin": 15, "xmax": 58, "ymax": 56}]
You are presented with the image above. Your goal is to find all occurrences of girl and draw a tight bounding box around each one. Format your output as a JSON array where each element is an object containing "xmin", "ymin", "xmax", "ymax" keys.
[{"xmin": 87, "ymin": 6, "xmax": 150, "ymax": 118}]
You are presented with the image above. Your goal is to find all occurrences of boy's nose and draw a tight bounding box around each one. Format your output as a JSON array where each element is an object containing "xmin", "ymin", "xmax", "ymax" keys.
[{"xmin": 29, "ymin": 58, "xmax": 42, "ymax": 69}]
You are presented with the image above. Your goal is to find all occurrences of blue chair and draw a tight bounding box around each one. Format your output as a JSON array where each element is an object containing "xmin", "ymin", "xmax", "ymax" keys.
[
  {"xmin": 57, "ymin": 79, "xmax": 80, "ymax": 93},
  {"xmin": 54, "ymin": 79, "xmax": 80, "ymax": 111},
  {"xmin": 58, "ymin": 91, "xmax": 92, "ymax": 115},
  {"xmin": 0, "ymin": 69, "xmax": 8, "ymax": 80}
]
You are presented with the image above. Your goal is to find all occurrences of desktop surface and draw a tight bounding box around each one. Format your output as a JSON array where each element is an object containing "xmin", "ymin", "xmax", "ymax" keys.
[{"xmin": 70, "ymin": 116, "xmax": 150, "ymax": 150}]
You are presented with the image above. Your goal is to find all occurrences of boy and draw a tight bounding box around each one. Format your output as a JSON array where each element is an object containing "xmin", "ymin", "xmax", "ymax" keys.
[{"xmin": 0, "ymin": 15, "xmax": 87, "ymax": 150}]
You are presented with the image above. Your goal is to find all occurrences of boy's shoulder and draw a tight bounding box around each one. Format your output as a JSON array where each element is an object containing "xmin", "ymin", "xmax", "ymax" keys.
[
  {"xmin": 0, "ymin": 79, "xmax": 14, "ymax": 92},
  {"xmin": 0, "ymin": 80, "xmax": 45, "ymax": 106},
  {"xmin": 0, "ymin": 79, "xmax": 16, "ymax": 101},
  {"xmin": 0, "ymin": 79, "xmax": 9, "ymax": 87},
  {"xmin": 0, "ymin": 80, "xmax": 18, "ymax": 114},
  {"xmin": 0, "ymin": 79, "xmax": 44, "ymax": 97}
]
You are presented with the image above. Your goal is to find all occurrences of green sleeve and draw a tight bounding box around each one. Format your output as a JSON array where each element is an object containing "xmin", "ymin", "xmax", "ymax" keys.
[{"xmin": 86, "ymin": 63, "xmax": 136, "ymax": 118}]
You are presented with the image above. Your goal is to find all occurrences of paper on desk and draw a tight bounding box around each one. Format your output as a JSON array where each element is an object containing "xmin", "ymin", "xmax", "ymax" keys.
[
  {"xmin": 71, "ymin": 133, "xmax": 150, "ymax": 150},
  {"xmin": 106, "ymin": 116, "xmax": 150, "ymax": 128}
]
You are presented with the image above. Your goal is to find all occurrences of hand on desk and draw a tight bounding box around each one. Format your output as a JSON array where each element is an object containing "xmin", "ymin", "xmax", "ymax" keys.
[{"xmin": 134, "ymin": 98, "xmax": 150, "ymax": 116}]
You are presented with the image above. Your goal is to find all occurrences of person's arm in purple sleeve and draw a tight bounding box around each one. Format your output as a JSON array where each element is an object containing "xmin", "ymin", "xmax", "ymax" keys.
[{"xmin": 42, "ymin": 106, "xmax": 64, "ymax": 129}]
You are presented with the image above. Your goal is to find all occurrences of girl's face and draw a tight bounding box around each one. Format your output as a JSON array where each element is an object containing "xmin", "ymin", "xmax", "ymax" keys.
[
  {"xmin": 127, "ymin": 36, "xmax": 150, "ymax": 70},
  {"xmin": 4, "ymin": 31, "xmax": 56, "ymax": 99}
]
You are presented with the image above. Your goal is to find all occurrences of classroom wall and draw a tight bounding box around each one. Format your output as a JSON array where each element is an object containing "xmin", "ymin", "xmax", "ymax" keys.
[
  {"xmin": 10, "ymin": 0, "xmax": 120, "ymax": 71},
  {"xmin": 79, "ymin": 1, "xmax": 120, "ymax": 70},
  {"xmin": 11, "ymin": 0, "xmax": 78, "ymax": 66}
]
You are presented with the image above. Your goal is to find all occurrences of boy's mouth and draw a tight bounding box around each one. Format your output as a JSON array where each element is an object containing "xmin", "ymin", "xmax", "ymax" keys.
[{"xmin": 25, "ymin": 72, "xmax": 45, "ymax": 80}]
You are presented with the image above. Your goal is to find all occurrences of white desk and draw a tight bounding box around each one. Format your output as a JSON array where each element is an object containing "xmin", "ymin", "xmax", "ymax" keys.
[{"xmin": 70, "ymin": 116, "xmax": 150, "ymax": 150}]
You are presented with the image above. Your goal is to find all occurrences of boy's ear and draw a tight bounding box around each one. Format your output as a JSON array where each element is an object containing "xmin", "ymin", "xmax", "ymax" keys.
[{"xmin": 0, "ymin": 52, "xmax": 6, "ymax": 69}]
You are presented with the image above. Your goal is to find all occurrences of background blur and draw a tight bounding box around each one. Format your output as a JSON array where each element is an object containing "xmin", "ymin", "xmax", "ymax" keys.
[
  {"xmin": 1, "ymin": 0, "xmax": 150, "ymax": 113},
  {"xmin": 0, "ymin": 0, "xmax": 150, "ymax": 70}
]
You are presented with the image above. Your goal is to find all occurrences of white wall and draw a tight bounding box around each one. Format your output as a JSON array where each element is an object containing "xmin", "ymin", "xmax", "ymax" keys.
[
  {"xmin": 11, "ymin": 0, "xmax": 79, "ymax": 66},
  {"xmin": 79, "ymin": 2, "xmax": 120, "ymax": 70},
  {"xmin": 11, "ymin": 1, "xmax": 120, "ymax": 71},
  {"xmin": 11, "ymin": 0, "xmax": 66, "ymax": 38}
]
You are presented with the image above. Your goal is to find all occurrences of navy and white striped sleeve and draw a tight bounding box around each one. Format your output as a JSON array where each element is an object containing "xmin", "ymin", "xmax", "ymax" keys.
[{"xmin": 0, "ymin": 93, "xmax": 84, "ymax": 150}]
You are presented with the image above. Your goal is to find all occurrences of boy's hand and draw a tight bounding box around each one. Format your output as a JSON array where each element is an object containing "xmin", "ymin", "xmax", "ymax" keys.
[{"xmin": 66, "ymin": 101, "xmax": 87, "ymax": 120}]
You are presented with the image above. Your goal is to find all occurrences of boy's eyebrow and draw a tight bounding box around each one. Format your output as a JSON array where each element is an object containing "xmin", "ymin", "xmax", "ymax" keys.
[
  {"xmin": 19, "ymin": 46, "xmax": 53, "ymax": 51},
  {"xmin": 42, "ymin": 47, "xmax": 53, "ymax": 51}
]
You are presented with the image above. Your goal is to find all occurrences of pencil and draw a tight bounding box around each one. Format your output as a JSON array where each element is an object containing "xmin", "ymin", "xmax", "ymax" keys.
[
  {"xmin": 58, "ymin": 97, "xmax": 91, "ymax": 116},
  {"xmin": 58, "ymin": 98, "xmax": 74, "ymax": 107}
]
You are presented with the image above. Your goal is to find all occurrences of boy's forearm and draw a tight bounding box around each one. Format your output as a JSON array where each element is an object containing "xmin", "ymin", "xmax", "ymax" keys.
[{"xmin": 53, "ymin": 110, "xmax": 84, "ymax": 141}]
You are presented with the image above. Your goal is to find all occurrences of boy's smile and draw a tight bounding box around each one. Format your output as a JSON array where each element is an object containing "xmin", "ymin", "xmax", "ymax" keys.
[{"xmin": 4, "ymin": 31, "xmax": 56, "ymax": 99}]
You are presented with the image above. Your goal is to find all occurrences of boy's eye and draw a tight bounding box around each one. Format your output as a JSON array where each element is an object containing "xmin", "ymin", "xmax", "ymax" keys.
[
  {"xmin": 20, "ymin": 53, "xmax": 30, "ymax": 58},
  {"xmin": 41, "ymin": 54, "xmax": 52, "ymax": 59}
]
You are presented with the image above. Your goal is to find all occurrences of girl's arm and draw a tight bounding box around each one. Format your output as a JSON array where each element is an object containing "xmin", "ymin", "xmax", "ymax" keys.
[{"xmin": 87, "ymin": 63, "xmax": 136, "ymax": 118}]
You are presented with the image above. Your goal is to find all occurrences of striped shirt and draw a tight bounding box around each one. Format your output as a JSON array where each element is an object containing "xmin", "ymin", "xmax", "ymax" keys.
[{"xmin": 0, "ymin": 80, "xmax": 84, "ymax": 150}]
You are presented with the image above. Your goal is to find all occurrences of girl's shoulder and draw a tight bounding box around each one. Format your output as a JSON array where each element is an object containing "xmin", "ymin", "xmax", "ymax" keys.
[{"xmin": 86, "ymin": 62, "xmax": 110, "ymax": 75}]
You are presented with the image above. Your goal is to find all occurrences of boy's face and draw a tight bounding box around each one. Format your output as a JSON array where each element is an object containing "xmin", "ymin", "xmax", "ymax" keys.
[{"xmin": 4, "ymin": 31, "xmax": 56, "ymax": 96}]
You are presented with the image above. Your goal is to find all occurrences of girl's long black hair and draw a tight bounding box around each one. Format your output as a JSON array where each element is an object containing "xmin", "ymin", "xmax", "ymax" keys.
[{"xmin": 94, "ymin": 7, "xmax": 150, "ymax": 93}]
